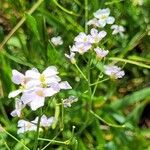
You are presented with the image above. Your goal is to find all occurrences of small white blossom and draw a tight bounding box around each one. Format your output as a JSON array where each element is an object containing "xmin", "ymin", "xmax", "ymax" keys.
[
  {"xmin": 32, "ymin": 115, "xmax": 55, "ymax": 128},
  {"xmin": 17, "ymin": 120, "xmax": 37, "ymax": 134},
  {"xmin": 51, "ymin": 36, "xmax": 63, "ymax": 46},
  {"xmin": 11, "ymin": 98, "xmax": 25, "ymax": 117},
  {"xmin": 63, "ymin": 96, "xmax": 78, "ymax": 108},
  {"xmin": 74, "ymin": 32, "xmax": 91, "ymax": 44},
  {"xmin": 94, "ymin": 47, "xmax": 109, "ymax": 58},
  {"xmin": 25, "ymin": 67, "xmax": 60, "ymax": 88},
  {"xmin": 87, "ymin": 18, "xmax": 99, "ymax": 27},
  {"xmin": 104, "ymin": 65, "xmax": 125, "ymax": 79},
  {"xmin": 70, "ymin": 43, "xmax": 91, "ymax": 54},
  {"xmin": 89, "ymin": 28, "xmax": 107, "ymax": 43},
  {"xmin": 111, "ymin": 25, "xmax": 125, "ymax": 36},
  {"xmin": 65, "ymin": 51, "xmax": 76, "ymax": 64},
  {"xmin": 21, "ymin": 86, "xmax": 60, "ymax": 111},
  {"xmin": 93, "ymin": 8, "xmax": 115, "ymax": 27}
]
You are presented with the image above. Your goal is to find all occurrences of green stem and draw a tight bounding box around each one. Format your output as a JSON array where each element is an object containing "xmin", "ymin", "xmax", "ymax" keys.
[
  {"xmin": 0, "ymin": 0, "xmax": 44, "ymax": 51},
  {"xmin": 33, "ymin": 108, "xmax": 42, "ymax": 150},
  {"xmin": 41, "ymin": 131, "xmax": 62, "ymax": 150},
  {"xmin": 74, "ymin": 63, "xmax": 88, "ymax": 82},
  {"xmin": 1, "ymin": 126, "xmax": 30, "ymax": 150},
  {"xmin": 38, "ymin": 138, "xmax": 69, "ymax": 145},
  {"xmin": 84, "ymin": 0, "xmax": 88, "ymax": 33},
  {"xmin": 53, "ymin": 0, "xmax": 78, "ymax": 16},
  {"xmin": 90, "ymin": 78, "xmax": 109, "ymax": 86},
  {"xmin": 90, "ymin": 110, "xmax": 125, "ymax": 128},
  {"xmin": 108, "ymin": 57, "xmax": 150, "ymax": 69}
]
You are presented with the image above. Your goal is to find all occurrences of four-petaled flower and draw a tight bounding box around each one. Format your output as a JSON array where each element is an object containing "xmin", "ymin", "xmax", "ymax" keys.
[
  {"xmin": 111, "ymin": 25, "xmax": 125, "ymax": 36},
  {"xmin": 89, "ymin": 28, "xmax": 107, "ymax": 43},
  {"xmin": 51, "ymin": 36, "xmax": 63, "ymax": 46},
  {"xmin": 93, "ymin": 8, "xmax": 115, "ymax": 27},
  {"xmin": 104, "ymin": 65, "xmax": 125, "ymax": 79},
  {"xmin": 94, "ymin": 47, "xmax": 109, "ymax": 58}
]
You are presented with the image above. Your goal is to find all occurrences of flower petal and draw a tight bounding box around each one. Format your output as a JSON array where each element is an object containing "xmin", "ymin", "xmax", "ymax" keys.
[
  {"xmin": 42, "ymin": 66, "xmax": 58, "ymax": 77},
  {"xmin": 8, "ymin": 89, "xmax": 22, "ymax": 98},
  {"xmin": 12, "ymin": 70, "xmax": 25, "ymax": 85},
  {"xmin": 59, "ymin": 81, "xmax": 72, "ymax": 89}
]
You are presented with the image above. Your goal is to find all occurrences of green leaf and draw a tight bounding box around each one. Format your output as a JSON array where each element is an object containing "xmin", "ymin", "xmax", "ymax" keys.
[
  {"xmin": 110, "ymin": 87, "xmax": 150, "ymax": 110},
  {"xmin": 25, "ymin": 14, "xmax": 40, "ymax": 40}
]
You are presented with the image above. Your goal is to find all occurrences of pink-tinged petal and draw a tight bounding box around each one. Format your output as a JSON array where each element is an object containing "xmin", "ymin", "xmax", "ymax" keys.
[
  {"xmin": 8, "ymin": 89, "xmax": 22, "ymax": 98},
  {"xmin": 11, "ymin": 110, "xmax": 21, "ymax": 117},
  {"xmin": 46, "ymin": 76, "xmax": 61, "ymax": 85},
  {"xmin": 29, "ymin": 97, "xmax": 45, "ymax": 111},
  {"xmin": 59, "ymin": 81, "xmax": 72, "ymax": 90},
  {"xmin": 98, "ymin": 31, "xmax": 107, "ymax": 38},
  {"xmin": 21, "ymin": 91, "xmax": 35, "ymax": 104},
  {"xmin": 42, "ymin": 66, "xmax": 58, "ymax": 77},
  {"xmin": 26, "ymin": 80, "xmax": 41, "ymax": 88},
  {"xmin": 44, "ymin": 87, "xmax": 59, "ymax": 97},
  {"xmin": 12, "ymin": 70, "xmax": 25, "ymax": 85},
  {"xmin": 25, "ymin": 68, "xmax": 40, "ymax": 79}
]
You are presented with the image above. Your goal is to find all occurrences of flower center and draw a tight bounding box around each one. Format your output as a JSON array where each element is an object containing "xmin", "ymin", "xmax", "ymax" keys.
[
  {"xmin": 40, "ymin": 74, "xmax": 46, "ymax": 82},
  {"xmin": 101, "ymin": 15, "xmax": 107, "ymax": 19},
  {"xmin": 36, "ymin": 90, "xmax": 44, "ymax": 97}
]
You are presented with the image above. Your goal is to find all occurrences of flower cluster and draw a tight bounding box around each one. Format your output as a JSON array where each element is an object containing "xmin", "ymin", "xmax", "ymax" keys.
[
  {"xmin": 65, "ymin": 28, "xmax": 108, "ymax": 61},
  {"xmin": 9, "ymin": 66, "xmax": 72, "ymax": 133},
  {"xmin": 87, "ymin": 8, "xmax": 125, "ymax": 35},
  {"xmin": 65, "ymin": 8, "xmax": 125, "ymax": 79},
  {"xmin": 87, "ymin": 8, "xmax": 115, "ymax": 27}
]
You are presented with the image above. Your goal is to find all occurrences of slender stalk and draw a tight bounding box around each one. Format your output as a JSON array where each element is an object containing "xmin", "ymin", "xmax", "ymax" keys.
[
  {"xmin": 108, "ymin": 57, "xmax": 150, "ymax": 69},
  {"xmin": 0, "ymin": 0, "xmax": 44, "ymax": 51},
  {"xmin": 90, "ymin": 110, "xmax": 125, "ymax": 128},
  {"xmin": 0, "ymin": 126, "xmax": 30, "ymax": 150},
  {"xmin": 33, "ymin": 108, "xmax": 42, "ymax": 150},
  {"xmin": 84, "ymin": 0, "xmax": 88, "ymax": 33},
  {"xmin": 90, "ymin": 78, "xmax": 109, "ymax": 86},
  {"xmin": 38, "ymin": 138, "xmax": 69, "ymax": 145},
  {"xmin": 53, "ymin": 0, "xmax": 78, "ymax": 16},
  {"xmin": 41, "ymin": 131, "xmax": 62, "ymax": 150},
  {"xmin": 74, "ymin": 63, "xmax": 88, "ymax": 82},
  {"xmin": 61, "ymin": 101, "xmax": 64, "ymax": 130}
]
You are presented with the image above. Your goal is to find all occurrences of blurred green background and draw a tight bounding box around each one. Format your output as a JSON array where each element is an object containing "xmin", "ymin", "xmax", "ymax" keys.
[{"xmin": 0, "ymin": 0, "xmax": 150, "ymax": 149}]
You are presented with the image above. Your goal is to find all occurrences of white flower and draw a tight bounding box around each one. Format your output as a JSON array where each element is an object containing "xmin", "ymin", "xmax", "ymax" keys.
[
  {"xmin": 11, "ymin": 98, "xmax": 25, "ymax": 117},
  {"xmin": 32, "ymin": 115, "xmax": 55, "ymax": 128},
  {"xmin": 25, "ymin": 67, "xmax": 60, "ymax": 88},
  {"xmin": 94, "ymin": 47, "xmax": 109, "ymax": 58},
  {"xmin": 93, "ymin": 8, "xmax": 115, "ymax": 27},
  {"xmin": 104, "ymin": 65, "xmax": 125, "ymax": 79},
  {"xmin": 21, "ymin": 86, "xmax": 60, "ymax": 111},
  {"xmin": 87, "ymin": 18, "xmax": 99, "ymax": 27},
  {"xmin": 63, "ymin": 96, "xmax": 78, "ymax": 108},
  {"xmin": 65, "ymin": 51, "xmax": 76, "ymax": 64},
  {"xmin": 51, "ymin": 36, "xmax": 63, "ymax": 46},
  {"xmin": 89, "ymin": 28, "xmax": 107, "ymax": 43},
  {"xmin": 74, "ymin": 32, "xmax": 91, "ymax": 44},
  {"xmin": 17, "ymin": 120, "xmax": 37, "ymax": 134},
  {"xmin": 111, "ymin": 25, "xmax": 125, "ymax": 36},
  {"xmin": 21, "ymin": 82, "xmax": 71, "ymax": 111},
  {"xmin": 70, "ymin": 43, "xmax": 91, "ymax": 54}
]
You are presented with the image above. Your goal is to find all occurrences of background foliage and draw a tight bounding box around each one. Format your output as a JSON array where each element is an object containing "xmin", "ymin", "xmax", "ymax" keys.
[{"xmin": 0, "ymin": 0, "xmax": 150, "ymax": 149}]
